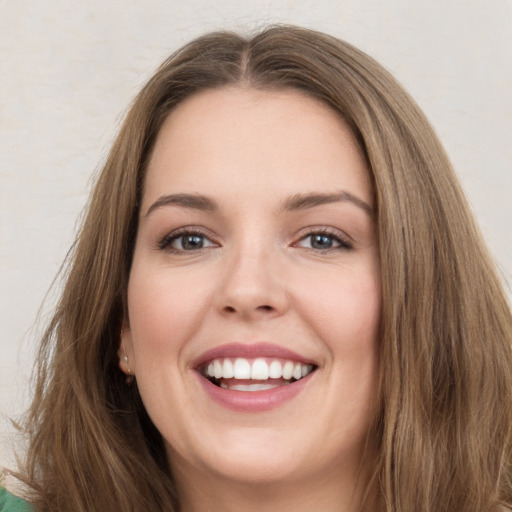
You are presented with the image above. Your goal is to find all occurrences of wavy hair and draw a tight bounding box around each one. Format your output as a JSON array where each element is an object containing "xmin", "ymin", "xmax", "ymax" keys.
[{"xmin": 13, "ymin": 25, "xmax": 512, "ymax": 511}]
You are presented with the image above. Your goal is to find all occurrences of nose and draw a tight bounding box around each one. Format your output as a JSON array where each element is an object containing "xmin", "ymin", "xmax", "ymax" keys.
[{"xmin": 215, "ymin": 243, "xmax": 289, "ymax": 321}]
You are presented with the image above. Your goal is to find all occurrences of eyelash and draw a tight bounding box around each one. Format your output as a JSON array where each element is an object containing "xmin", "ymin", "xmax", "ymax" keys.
[
  {"xmin": 158, "ymin": 228, "xmax": 217, "ymax": 253},
  {"xmin": 294, "ymin": 227, "xmax": 353, "ymax": 252},
  {"xmin": 157, "ymin": 227, "xmax": 353, "ymax": 254}
]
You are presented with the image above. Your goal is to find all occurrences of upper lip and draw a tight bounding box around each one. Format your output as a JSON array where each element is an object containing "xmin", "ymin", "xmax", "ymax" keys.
[{"xmin": 191, "ymin": 342, "xmax": 317, "ymax": 369}]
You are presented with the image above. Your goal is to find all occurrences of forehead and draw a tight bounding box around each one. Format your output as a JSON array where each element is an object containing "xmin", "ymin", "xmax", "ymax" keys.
[{"xmin": 143, "ymin": 86, "xmax": 372, "ymax": 208}]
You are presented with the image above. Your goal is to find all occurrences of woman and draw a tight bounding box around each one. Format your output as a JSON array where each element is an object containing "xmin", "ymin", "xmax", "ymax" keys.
[{"xmin": 2, "ymin": 25, "xmax": 512, "ymax": 511}]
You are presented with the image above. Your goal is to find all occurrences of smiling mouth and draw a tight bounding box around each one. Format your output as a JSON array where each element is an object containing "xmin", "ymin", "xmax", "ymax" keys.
[{"xmin": 200, "ymin": 357, "xmax": 317, "ymax": 391}]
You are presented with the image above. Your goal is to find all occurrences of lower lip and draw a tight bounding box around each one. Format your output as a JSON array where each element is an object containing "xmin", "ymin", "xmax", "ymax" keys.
[{"xmin": 196, "ymin": 373, "xmax": 314, "ymax": 412}]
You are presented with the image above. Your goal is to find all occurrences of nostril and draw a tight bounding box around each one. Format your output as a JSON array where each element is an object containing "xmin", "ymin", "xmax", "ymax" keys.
[{"xmin": 223, "ymin": 305, "xmax": 273, "ymax": 314}]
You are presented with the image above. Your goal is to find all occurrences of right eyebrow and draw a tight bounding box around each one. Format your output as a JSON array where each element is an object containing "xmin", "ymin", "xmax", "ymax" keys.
[{"xmin": 145, "ymin": 193, "xmax": 218, "ymax": 217}]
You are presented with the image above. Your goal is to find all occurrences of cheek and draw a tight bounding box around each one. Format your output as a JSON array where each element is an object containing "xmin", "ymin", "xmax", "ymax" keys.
[
  {"xmin": 296, "ymin": 262, "xmax": 381, "ymax": 352},
  {"xmin": 126, "ymin": 263, "xmax": 215, "ymax": 362}
]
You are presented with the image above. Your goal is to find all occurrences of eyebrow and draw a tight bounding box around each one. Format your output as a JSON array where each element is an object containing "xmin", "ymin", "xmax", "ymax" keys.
[
  {"xmin": 145, "ymin": 190, "xmax": 374, "ymax": 217},
  {"xmin": 281, "ymin": 191, "xmax": 374, "ymax": 216},
  {"xmin": 146, "ymin": 193, "xmax": 217, "ymax": 216}
]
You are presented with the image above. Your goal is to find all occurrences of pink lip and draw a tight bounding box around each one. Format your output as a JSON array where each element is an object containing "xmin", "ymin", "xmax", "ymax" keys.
[
  {"xmin": 191, "ymin": 342, "xmax": 315, "ymax": 368},
  {"xmin": 196, "ymin": 371, "xmax": 315, "ymax": 412},
  {"xmin": 192, "ymin": 342, "xmax": 317, "ymax": 412}
]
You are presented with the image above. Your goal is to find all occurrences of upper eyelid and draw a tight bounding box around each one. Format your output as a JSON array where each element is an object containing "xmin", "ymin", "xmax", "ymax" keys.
[
  {"xmin": 293, "ymin": 225, "xmax": 353, "ymax": 243},
  {"xmin": 161, "ymin": 226, "xmax": 217, "ymax": 239}
]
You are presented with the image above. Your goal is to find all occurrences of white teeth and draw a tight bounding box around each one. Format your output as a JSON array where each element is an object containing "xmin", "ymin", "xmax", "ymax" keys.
[
  {"xmin": 214, "ymin": 359, "xmax": 223, "ymax": 379},
  {"xmin": 222, "ymin": 359, "xmax": 234, "ymax": 378},
  {"xmin": 269, "ymin": 360, "xmax": 282, "ymax": 378},
  {"xmin": 282, "ymin": 361, "xmax": 294, "ymax": 380},
  {"xmin": 251, "ymin": 358, "xmax": 269, "ymax": 380},
  {"xmin": 220, "ymin": 383, "xmax": 280, "ymax": 391},
  {"xmin": 204, "ymin": 357, "xmax": 314, "ymax": 383},
  {"xmin": 233, "ymin": 358, "xmax": 251, "ymax": 379}
]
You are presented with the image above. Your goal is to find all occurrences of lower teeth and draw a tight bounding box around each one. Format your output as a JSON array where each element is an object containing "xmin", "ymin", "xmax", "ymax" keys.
[{"xmin": 220, "ymin": 382, "xmax": 284, "ymax": 391}]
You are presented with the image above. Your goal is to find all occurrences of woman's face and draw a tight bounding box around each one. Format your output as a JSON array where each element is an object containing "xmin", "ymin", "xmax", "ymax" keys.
[{"xmin": 122, "ymin": 87, "xmax": 381, "ymax": 489}]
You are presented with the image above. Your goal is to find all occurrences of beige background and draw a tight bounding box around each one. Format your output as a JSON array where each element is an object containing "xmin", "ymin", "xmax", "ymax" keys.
[{"xmin": 1, "ymin": 0, "xmax": 511, "ymax": 469}]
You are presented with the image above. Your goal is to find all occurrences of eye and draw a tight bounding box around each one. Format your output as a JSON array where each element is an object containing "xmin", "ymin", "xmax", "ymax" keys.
[
  {"xmin": 295, "ymin": 230, "xmax": 352, "ymax": 251},
  {"xmin": 158, "ymin": 230, "xmax": 217, "ymax": 252}
]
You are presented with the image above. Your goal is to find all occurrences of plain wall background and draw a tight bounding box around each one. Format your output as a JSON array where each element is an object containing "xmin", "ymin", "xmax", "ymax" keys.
[{"xmin": 1, "ymin": 0, "xmax": 511, "ymax": 469}]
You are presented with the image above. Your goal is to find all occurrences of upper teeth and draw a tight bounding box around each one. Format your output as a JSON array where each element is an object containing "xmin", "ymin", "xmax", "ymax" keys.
[{"xmin": 204, "ymin": 357, "xmax": 314, "ymax": 381}]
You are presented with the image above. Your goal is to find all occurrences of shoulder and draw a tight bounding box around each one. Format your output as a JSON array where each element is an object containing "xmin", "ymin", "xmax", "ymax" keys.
[{"xmin": 0, "ymin": 487, "xmax": 33, "ymax": 512}]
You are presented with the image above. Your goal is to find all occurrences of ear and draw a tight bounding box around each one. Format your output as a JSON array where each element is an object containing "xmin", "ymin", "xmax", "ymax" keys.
[{"xmin": 118, "ymin": 325, "xmax": 135, "ymax": 377}]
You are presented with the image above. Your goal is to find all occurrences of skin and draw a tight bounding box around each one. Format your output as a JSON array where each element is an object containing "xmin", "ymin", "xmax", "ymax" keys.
[{"xmin": 120, "ymin": 87, "xmax": 381, "ymax": 512}]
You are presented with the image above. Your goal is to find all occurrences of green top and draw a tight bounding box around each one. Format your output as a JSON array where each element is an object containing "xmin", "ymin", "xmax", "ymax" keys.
[{"xmin": 0, "ymin": 488, "xmax": 33, "ymax": 512}]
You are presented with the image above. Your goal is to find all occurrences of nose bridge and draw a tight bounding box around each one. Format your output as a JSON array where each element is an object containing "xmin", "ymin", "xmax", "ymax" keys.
[{"xmin": 217, "ymin": 230, "xmax": 287, "ymax": 318}]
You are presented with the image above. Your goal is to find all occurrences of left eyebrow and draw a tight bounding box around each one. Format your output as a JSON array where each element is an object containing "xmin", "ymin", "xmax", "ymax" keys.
[{"xmin": 280, "ymin": 191, "xmax": 374, "ymax": 217}]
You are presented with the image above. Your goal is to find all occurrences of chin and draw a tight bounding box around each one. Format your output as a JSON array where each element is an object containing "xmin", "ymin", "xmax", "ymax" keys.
[
  {"xmin": 200, "ymin": 446, "xmax": 309, "ymax": 485},
  {"xmin": 168, "ymin": 423, "xmax": 353, "ymax": 487}
]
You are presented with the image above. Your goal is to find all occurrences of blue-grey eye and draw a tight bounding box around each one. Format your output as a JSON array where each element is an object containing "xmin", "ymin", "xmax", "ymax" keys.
[
  {"xmin": 296, "ymin": 231, "xmax": 352, "ymax": 251},
  {"xmin": 158, "ymin": 229, "xmax": 218, "ymax": 252},
  {"xmin": 309, "ymin": 234, "xmax": 337, "ymax": 250},
  {"xmin": 158, "ymin": 231, "xmax": 217, "ymax": 253},
  {"xmin": 174, "ymin": 234, "xmax": 207, "ymax": 250}
]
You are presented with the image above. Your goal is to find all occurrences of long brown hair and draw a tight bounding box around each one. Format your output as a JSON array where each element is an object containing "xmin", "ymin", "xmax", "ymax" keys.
[{"xmin": 12, "ymin": 25, "xmax": 512, "ymax": 511}]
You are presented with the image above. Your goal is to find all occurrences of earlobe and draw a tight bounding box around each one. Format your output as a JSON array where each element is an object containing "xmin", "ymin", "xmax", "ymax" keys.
[{"xmin": 118, "ymin": 327, "xmax": 135, "ymax": 380}]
